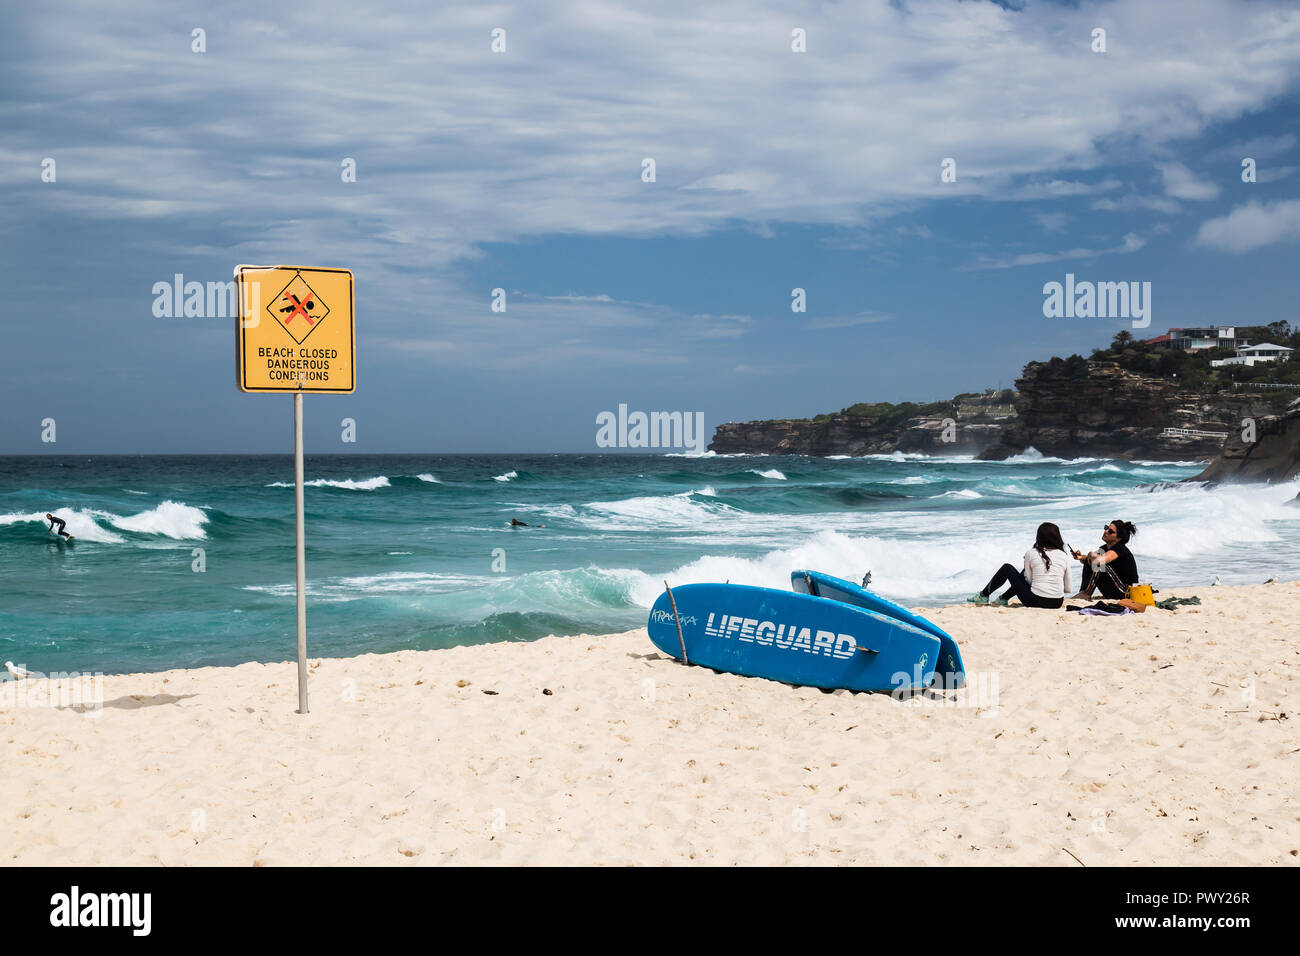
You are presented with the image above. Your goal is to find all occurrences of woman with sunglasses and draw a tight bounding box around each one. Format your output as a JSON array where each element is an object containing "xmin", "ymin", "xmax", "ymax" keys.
[{"xmin": 1070, "ymin": 520, "xmax": 1139, "ymax": 600}]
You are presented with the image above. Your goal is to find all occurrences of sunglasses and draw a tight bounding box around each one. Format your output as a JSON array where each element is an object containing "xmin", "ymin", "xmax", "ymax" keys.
[{"xmin": 1102, "ymin": 526, "xmax": 1116, "ymax": 534}]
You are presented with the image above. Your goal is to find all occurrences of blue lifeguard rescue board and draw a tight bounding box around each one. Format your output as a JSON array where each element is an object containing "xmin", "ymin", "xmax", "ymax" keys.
[
  {"xmin": 791, "ymin": 570, "xmax": 965, "ymax": 688},
  {"xmin": 647, "ymin": 583, "xmax": 939, "ymax": 692}
]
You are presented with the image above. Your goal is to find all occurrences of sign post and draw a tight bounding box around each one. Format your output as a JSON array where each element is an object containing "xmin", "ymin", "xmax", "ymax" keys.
[
  {"xmin": 294, "ymin": 391, "xmax": 307, "ymax": 713},
  {"xmin": 236, "ymin": 264, "xmax": 355, "ymax": 714}
]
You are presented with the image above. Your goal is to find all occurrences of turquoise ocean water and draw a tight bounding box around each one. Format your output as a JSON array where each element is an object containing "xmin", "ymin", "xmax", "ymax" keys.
[{"xmin": 2, "ymin": 452, "xmax": 1297, "ymax": 675}]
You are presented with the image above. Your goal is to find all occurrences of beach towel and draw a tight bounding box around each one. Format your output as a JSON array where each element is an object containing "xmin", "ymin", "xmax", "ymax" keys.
[
  {"xmin": 1154, "ymin": 595, "xmax": 1201, "ymax": 611},
  {"xmin": 1068, "ymin": 601, "xmax": 1133, "ymax": 616}
]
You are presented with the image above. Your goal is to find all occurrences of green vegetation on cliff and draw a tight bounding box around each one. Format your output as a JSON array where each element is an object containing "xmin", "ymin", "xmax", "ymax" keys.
[
  {"xmin": 810, "ymin": 389, "xmax": 1017, "ymax": 427},
  {"xmin": 1033, "ymin": 326, "xmax": 1300, "ymax": 411}
]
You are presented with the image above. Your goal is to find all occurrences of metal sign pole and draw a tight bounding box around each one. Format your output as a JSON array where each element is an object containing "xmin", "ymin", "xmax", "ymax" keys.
[
  {"xmin": 294, "ymin": 390, "xmax": 309, "ymax": 714},
  {"xmin": 237, "ymin": 264, "xmax": 352, "ymax": 713}
]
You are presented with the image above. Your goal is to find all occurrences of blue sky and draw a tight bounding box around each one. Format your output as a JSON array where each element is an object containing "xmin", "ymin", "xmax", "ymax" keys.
[{"xmin": 3, "ymin": 0, "xmax": 1300, "ymax": 453}]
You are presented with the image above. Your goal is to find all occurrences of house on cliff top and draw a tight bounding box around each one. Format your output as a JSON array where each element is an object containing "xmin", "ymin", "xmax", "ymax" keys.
[
  {"xmin": 1211, "ymin": 343, "xmax": 1294, "ymax": 368},
  {"xmin": 1144, "ymin": 326, "xmax": 1245, "ymax": 351}
]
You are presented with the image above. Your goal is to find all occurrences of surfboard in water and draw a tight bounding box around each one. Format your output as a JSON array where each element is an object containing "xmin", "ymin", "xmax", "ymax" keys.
[
  {"xmin": 647, "ymin": 582, "xmax": 939, "ymax": 692},
  {"xmin": 791, "ymin": 570, "xmax": 965, "ymax": 689}
]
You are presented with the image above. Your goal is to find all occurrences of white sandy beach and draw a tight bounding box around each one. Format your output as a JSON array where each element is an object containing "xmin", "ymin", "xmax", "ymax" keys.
[{"xmin": 2, "ymin": 582, "xmax": 1297, "ymax": 866}]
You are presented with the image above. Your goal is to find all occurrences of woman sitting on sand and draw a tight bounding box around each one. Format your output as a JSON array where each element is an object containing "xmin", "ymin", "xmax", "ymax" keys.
[
  {"xmin": 1070, "ymin": 519, "xmax": 1139, "ymax": 600},
  {"xmin": 967, "ymin": 522, "xmax": 1072, "ymax": 608}
]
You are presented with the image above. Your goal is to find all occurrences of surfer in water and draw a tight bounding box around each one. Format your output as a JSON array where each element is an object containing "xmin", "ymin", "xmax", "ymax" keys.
[
  {"xmin": 46, "ymin": 513, "xmax": 72, "ymax": 540},
  {"xmin": 1070, "ymin": 519, "xmax": 1138, "ymax": 600},
  {"xmin": 510, "ymin": 518, "xmax": 545, "ymax": 528},
  {"xmin": 968, "ymin": 522, "xmax": 1071, "ymax": 608}
]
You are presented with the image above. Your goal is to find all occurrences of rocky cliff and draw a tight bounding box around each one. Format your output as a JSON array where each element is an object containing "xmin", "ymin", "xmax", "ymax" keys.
[
  {"xmin": 977, "ymin": 361, "xmax": 1275, "ymax": 461},
  {"xmin": 710, "ymin": 361, "xmax": 1280, "ymax": 460},
  {"xmin": 1193, "ymin": 405, "xmax": 1300, "ymax": 484},
  {"xmin": 708, "ymin": 415, "xmax": 1003, "ymax": 457}
]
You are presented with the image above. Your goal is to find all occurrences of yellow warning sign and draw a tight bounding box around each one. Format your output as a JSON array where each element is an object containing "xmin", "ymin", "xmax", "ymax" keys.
[{"xmin": 235, "ymin": 264, "xmax": 355, "ymax": 393}]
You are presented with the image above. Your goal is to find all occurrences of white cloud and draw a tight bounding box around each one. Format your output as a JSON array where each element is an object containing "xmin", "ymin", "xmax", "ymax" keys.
[
  {"xmin": 1257, "ymin": 165, "xmax": 1297, "ymax": 183},
  {"xmin": 1091, "ymin": 194, "xmax": 1182, "ymax": 214},
  {"xmin": 1033, "ymin": 211, "xmax": 1069, "ymax": 233},
  {"xmin": 5, "ymin": 0, "xmax": 1300, "ymax": 363},
  {"xmin": 804, "ymin": 312, "xmax": 894, "ymax": 330},
  {"xmin": 1194, "ymin": 199, "xmax": 1300, "ymax": 252},
  {"xmin": 1003, "ymin": 179, "xmax": 1123, "ymax": 200},
  {"xmin": 689, "ymin": 313, "xmax": 755, "ymax": 338},
  {"xmin": 1210, "ymin": 133, "xmax": 1297, "ymax": 161},
  {"xmin": 1158, "ymin": 162, "xmax": 1222, "ymax": 200},
  {"xmin": 681, "ymin": 171, "xmax": 780, "ymax": 193},
  {"xmin": 370, "ymin": 292, "xmax": 759, "ymax": 369},
  {"xmin": 956, "ymin": 234, "xmax": 1149, "ymax": 270},
  {"xmin": 960, "ymin": 233, "xmax": 1147, "ymax": 270},
  {"xmin": 10, "ymin": 1, "xmax": 1299, "ymax": 247}
]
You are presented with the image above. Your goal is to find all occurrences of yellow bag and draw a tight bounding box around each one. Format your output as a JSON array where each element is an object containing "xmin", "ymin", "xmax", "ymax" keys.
[{"xmin": 1126, "ymin": 584, "xmax": 1154, "ymax": 606}]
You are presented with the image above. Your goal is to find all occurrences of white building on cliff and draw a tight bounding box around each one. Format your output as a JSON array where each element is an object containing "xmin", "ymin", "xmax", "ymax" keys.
[{"xmin": 1211, "ymin": 343, "xmax": 1294, "ymax": 368}]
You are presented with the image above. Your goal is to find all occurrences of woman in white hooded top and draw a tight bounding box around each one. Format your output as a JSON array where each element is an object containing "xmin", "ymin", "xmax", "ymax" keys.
[{"xmin": 968, "ymin": 522, "xmax": 1072, "ymax": 609}]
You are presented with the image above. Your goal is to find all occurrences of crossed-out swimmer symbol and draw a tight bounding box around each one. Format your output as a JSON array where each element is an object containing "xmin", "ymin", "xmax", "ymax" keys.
[{"xmin": 279, "ymin": 291, "xmax": 316, "ymax": 324}]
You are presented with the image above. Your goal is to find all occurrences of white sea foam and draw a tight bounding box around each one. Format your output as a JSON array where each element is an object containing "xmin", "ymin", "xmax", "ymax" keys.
[
  {"xmin": 749, "ymin": 468, "xmax": 787, "ymax": 480},
  {"xmin": 856, "ymin": 451, "xmax": 978, "ymax": 463},
  {"xmin": 969, "ymin": 479, "xmax": 1113, "ymax": 500},
  {"xmin": 267, "ymin": 476, "xmax": 391, "ymax": 490},
  {"xmin": 996, "ymin": 448, "xmax": 1107, "ymax": 466},
  {"xmin": 242, "ymin": 582, "xmax": 357, "ymax": 603},
  {"xmin": 0, "ymin": 512, "xmax": 41, "ymax": 527},
  {"xmin": 534, "ymin": 503, "xmax": 578, "ymax": 520},
  {"xmin": 865, "ymin": 451, "xmax": 929, "ymax": 462},
  {"xmin": 482, "ymin": 567, "xmax": 649, "ymax": 610},
  {"xmin": 575, "ymin": 489, "xmax": 737, "ymax": 531},
  {"xmin": 244, "ymin": 570, "xmax": 494, "ymax": 601},
  {"xmin": 630, "ymin": 528, "xmax": 1013, "ymax": 607},
  {"xmin": 108, "ymin": 501, "xmax": 209, "ymax": 539},
  {"xmin": 1, "ymin": 504, "xmax": 207, "ymax": 543},
  {"xmin": 337, "ymin": 571, "xmax": 489, "ymax": 593},
  {"xmin": 0, "ymin": 509, "xmax": 125, "ymax": 544},
  {"xmin": 1006, "ymin": 446, "xmax": 1046, "ymax": 463},
  {"xmin": 493, "ymin": 471, "xmax": 519, "ymax": 482},
  {"xmin": 628, "ymin": 480, "xmax": 1300, "ymax": 604},
  {"xmin": 416, "ymin": 473, "xmax": 440, "ymax": 483},
  {"xmin": 1123, "ymin": 481, "xmax": 1300, "ymax": 559}
]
